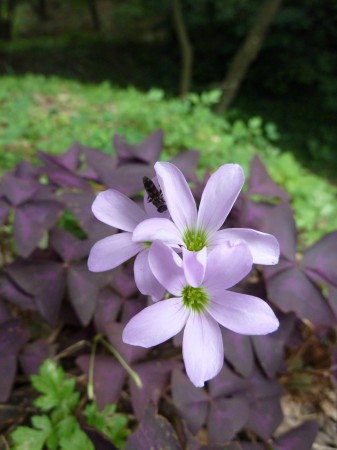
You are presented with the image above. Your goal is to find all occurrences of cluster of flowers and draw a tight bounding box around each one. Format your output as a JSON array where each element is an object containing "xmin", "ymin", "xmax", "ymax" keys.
[{"xmin": 88, "ymin": 162, "xmax": 280, "ymax": 387}]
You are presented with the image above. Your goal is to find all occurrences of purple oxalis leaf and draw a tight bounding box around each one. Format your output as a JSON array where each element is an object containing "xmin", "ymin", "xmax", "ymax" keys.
[
  {"xmin": 0, "ymin": 197, "xmax": 11, "ymax": 225},
  {"xmin": 50, "ymin": 228, "xmax": 91, "ymax": 262},
  {"xmin": 94, "ymin": 288, "xmax": 124, "ymax": 334},
  {"xmin": 14, "ymin": 160, "xmax": 39, "ymax": 179},
  {"xmin": 207, "ymin": 397, "xmax": 249, "ymax": 444},
  {"xmin": 245, "ymin": 366, "xmax": 284, "ymax": 400},
  {"xmin": 252, "ymin": 312, "xmax": 297, "ymax": 378},
  {"xmin": 328, "ymin": 286, "xmax": 337, "ymax": 320},
  {"xmin": 1, "ymin": 174, "xmax": 40, "ymax": 206},
  {"xmin": 239, "ymin": 444, "xmax": 265, "ymax": 450},
  {"xmin": 239, "ymin": 196, "xmax": 276, "ymax": 233},
  {"xmin": 13, "ymin": 199, "xmax": 63, "ymax": 258},
  {"xmin": 40, "ymin": 164, "xmax": 92, "ymax": 191},
  {"xmin": 171, "ymin": 150, "xmax": 200, "ymax": 182},
  {"xmin": 0, "ymin": 300, "xmax": 11, "ymax": 323},
  {"xmin": 171, "ymin": 370, "xmax": 209, "ymax": 434},
  {"xmin": 221, "ymin": 328, "xmax": 254, "ymax": 377},
  {"xmin": 61, "ymin": 191, "xmax": 115, "ymax": 241},
  {"xmin": 106, "ymin": 322, "xmax": 148, "ymax": 365},
  {"xmin": 248, "ymin": 155, "xmax": 289, "ymax": 201},
  {"xmin": 107, "ymin": 163, "xmax": 153, "ymax": 196},
  {"xmin": 302, "ymin": 231, "xmax": 337, "ymax": 289},
  {"xmin": 208, "ymin": 361, "xmax": 250, "ymax": 398},
  {"xmin": 38, "ymin": 143, "xmax": 81, "ymax": 172},
  {"xmin": 81, "ymin": 424, "xmax": 119, "ymax": 450},
  {"xmin": 0, "ymin": 318, "xmax": 29, "ymax": 356},
  {"xmin": 246, "ymin": 395, "xmax": 283, "ymax": 439},
  {"xmin": 6, "ymin": 260, "xmax": 66, "ymax": 324},
  {"xmin": 77, "ymin": 355, "xmax": 126, "ymax": 410},
  {"xmin": 261, "ymin": 203, "xmax": 336, "ymax": 326},
  {"xmin": 130, "ymin": 359, "xmax": 182, "ymax": 420},
  {"xmin": 125, "ymin": 403, "xmax": 182, "ymax": 450},
  {"xmin": 266, "ymin": 267, "xmax": 335, "ymax": 327},
  {"xmin": 32, "ymin": 262, "xmax": 66, "ymax": 325},
  {"xmin": 0, "ymin": 276, "xmax": 35, "ymax": 310},
  {"xmin": 262, "ymin": 202, "xmax": 297, "ymax": 262},
  {"xmin": 19, "ymin": 340, "xmax": 52, "ymax": 376},
  {"xmin": 82, "ymin": 147, "xmax": 117, "ymax": 186},
  {"xmin": 67, "ymin": 262, "xmax": 101, "ymax": 326},
  {"xmin": 0, "ymin": 355, "xmax": 17, "ymax": 402},
  {"xmin": 114, "ymin": 265, "xmax": 139, "ymax": 298},
  {"xmin": 114, "ymin": 129, "xmax": 163, "ymax": 165},
  {"xmin": 273, "ymin": 420, "xmax": 318, "ymax": 450}
]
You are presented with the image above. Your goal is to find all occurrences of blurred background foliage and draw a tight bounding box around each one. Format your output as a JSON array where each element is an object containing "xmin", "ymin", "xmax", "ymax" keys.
[{"xmin": 0, "ymin": 0, "xmax": 336, "ymax": 243}]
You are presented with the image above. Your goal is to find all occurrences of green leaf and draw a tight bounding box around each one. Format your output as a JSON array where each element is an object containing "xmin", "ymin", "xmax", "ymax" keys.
[
  {"xmin": 57, "ymin": 417, "xmax": 94, "ymax": 450},
  {"xmin": 31, "ymin": 359, "xmax": 79, "ymax": 412},
  {"xmin": 84, "ymin": 402, "xmax": 129, "ymax": 448},
  {"xmin": 11, "ymin": 415, "xmax": 52, "ymax": 450}
]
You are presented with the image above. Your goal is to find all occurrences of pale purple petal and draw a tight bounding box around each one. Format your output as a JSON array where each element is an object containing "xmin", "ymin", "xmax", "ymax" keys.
[
  {"xmin": 88, "ymin": 232, "xmax": 142, "ymax": 272},
  {"xmin": 122, "ymin": 297, "xmax": 189, "ymax": 347},
  {"xmin": 155, "ymin": 162, "xmax": 197, "ymax": 233},
  {"xmin": 148, "ymin": 241, "xmax": 186, "ymax": 296},
  {"xmin": 203, "ymin": 242, "xmax": 253, "ymax": 293},
  {"xmin": 207, "ymin": 291, "xmax": 279, "ymax": 335},
  {"xmin": 134, "ymin": 249, "xmax": 166, "ymax": 301},
  {"xmin": 183, "ymin": 312, "xmax": 223, "ymax": 387},
  {"xmin": 132, "ymin": 218, "xmax": 184, "ymax": 248},
  {"xmin": 182, "ymin": 247, "xmax": 207, "ymax": 288},
  {"xmin": 92, "ymin": 189, "xmax": 147, "ymax": 232},
  {"xmin": 197, "ymin": 164, "xmax": 244, "ymax": 235},
  {"xmin": 212, "ymin": 228, "xmax": 279, "ymax": 265}
]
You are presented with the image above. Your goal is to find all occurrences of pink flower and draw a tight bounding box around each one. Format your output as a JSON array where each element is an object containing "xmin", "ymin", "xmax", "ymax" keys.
[
  {"xmin": 133, "ymin": 162, "xmax": 279, "ymax": 273},
  {"xmin": 123, "ymin": 240, "xmax": 279, "ymax": 387},
  {"xmin": 87, "ymin": 189, "xmax": 167, "ymax": 300}
]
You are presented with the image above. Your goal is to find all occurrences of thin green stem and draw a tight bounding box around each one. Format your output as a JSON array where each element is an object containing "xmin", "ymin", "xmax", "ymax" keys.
[{"xmin": 89, "ymin": 334, "xmax": 143, "ymax": 393}]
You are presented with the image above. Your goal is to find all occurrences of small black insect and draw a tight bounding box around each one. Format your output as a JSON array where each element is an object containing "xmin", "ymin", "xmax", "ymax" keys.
[{"xmin": 143, "ymin": 176, "xmax": 167, "ymax": 213}]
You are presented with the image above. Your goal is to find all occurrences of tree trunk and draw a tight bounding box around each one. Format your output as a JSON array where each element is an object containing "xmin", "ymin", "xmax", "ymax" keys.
[
  {"xmin": 215, "ymin": 0, "xmax": 284, "ymax": 113},
  {"xmin": 36, "ymin": 0, "xmax": 48, "ymax": 20},
  {"xmin": 88, "ymin": 0, "xmax": 101, "ymax": 32},
  {"xmin": 0, "ymin": 0, "xmax": 17, "ymax": 40},
  {"xmin": 171, "ymin": 0, "xmax": 193, "ymax": 98}
]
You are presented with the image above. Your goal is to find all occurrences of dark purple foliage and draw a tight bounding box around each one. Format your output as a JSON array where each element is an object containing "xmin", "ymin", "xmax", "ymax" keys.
[
  {"xmin": 125, "ymin": 404, "xmax": 182, "ymax": 450},
  {"xmin": 0, "ymin": 131, "xmax": 335, "ymax": 448},
  {"xmin": 273, "ymin": 420, "xmax": 318, "ymax": 450},
  {"xmin": 0, "ymin": 317, "xmax": 29, "ymax": 401},
  {"xmin": 262, "ymin": 204, "xmax": 335, "ymax": 327}
]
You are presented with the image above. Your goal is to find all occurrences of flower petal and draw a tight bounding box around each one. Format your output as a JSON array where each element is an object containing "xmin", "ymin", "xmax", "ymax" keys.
[
  {"xmin": 182, "ymin": 247, "xmax": 207, "ymax": 288},
  {"xmin": 208, "ymin": 291, "xmax": 279, "ymax": 335},
  {"xmin": 183, "ymin": 312, "xmax": 223, "ymax": 387},
  {"xmin": 132, "ymin": 218, "xmax": 184, "ymax": 248},
  {"xmin": 134, "ymin": 249, "xmax": 166, "ymax": 301},
  {"xmin": 143, "ymin": 176, "xmax": 171, "ymax": 219},
  {"xmin": 203, "ymin": 242, "xmax": 253, "ymax": 292},
  {"xmin": 88, "ymin": 232, "xmax": 142, "ymax": 272},
  {"xmin": 148, "ymin": 240, "xmax": 186, "ymax": 296},
  {"xmin": 155, "ymin": 162, "xmax": 197, "ymax": 233},
  {"xmin": 212, "ymin": 228, "xmax": 279, "ymax": 265},
  {"xmin": 92, "ymin": 189, "xmax": 147, "ymax": 232},
  {"xmin": 197, "ymin": 164, "xmax": 244, "ymax": 235},
  {"xmin": 122, "ymin": 297, "xmax": 189, "ymax": 347}
]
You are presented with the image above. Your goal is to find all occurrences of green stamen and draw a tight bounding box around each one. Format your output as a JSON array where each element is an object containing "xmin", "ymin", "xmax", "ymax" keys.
[
  {"xmin": 183, "ymin": 228, "xmax": 208, "ymax": 251},
  {"xmin": 182, "ymin": 285, "xmax": 209, "ymax": 313}
]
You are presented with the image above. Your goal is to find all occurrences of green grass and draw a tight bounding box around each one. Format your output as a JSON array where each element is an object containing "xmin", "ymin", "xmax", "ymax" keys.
[{"xmin": 1, "ymin": 74, "xmax": 336, "ymax": 247}]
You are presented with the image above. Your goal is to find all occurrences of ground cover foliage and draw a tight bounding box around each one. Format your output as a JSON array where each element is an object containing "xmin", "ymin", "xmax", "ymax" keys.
[
  {"xmin": 1, "ymin": 75, "xmax": 337, "ymax": 248},
  {"xmin": 0, "ymin": 128, "xmax": 336, "ymax": 449}
]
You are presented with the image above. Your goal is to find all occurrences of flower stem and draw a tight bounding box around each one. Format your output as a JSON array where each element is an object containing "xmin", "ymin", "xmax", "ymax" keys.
[{"xmin": 88, "ymin": 334, "xmax": 142, "ymax": 400}]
